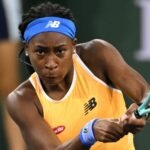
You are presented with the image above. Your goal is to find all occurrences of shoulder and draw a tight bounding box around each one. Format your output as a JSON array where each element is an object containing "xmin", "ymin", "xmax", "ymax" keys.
[
  {"xmin": 6, "ymin": 80, "xmax": 43, "ymax": 123},
  {"xmin": 76, "ymin": 39, "xmax": 117, "ymax": 53},
  {"xmin": 76, "ymin": 39, "xmax": 121, "ymax": 63},
  {"xmin": 7, "ymin": 80, "xmax": 35, "ymax": 104},
  {"xmin": 6, "ymin": 80, "xmax": 35, "ymax": 113},
  {"xmin": 76, "ymin": 39, "xmax": 124, "ymax": 76},
  {"xmin": 75, "ymin": 39, "xmax": 128, "ymax": 85}
]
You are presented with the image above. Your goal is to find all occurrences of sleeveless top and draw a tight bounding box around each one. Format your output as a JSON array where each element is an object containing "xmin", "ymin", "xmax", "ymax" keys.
[{"xmin": 29, "ymin": 52, "xmax": 135, "ymax": 150}]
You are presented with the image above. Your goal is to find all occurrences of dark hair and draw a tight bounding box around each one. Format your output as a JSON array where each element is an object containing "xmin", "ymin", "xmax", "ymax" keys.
[
  {"xmin": 19, "ymin": 1, "xmax": 75, "ymax": 40},
  {"xmin": 18, "ymin": 1, "xmax": 76, "ymax": 74}
]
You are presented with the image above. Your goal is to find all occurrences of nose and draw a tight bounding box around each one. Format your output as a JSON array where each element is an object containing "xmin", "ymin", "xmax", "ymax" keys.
[{"xmin": 45, "ymin": 56, "xmax": 58, "ymax": 70}]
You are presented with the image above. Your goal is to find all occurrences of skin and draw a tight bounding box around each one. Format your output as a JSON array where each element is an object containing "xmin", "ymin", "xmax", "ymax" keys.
[{"xmin": 6, "ymin": 32, "xmax": 149, "ymax": 150}]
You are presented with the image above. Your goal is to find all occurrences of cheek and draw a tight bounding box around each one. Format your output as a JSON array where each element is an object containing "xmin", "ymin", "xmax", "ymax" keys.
[
  {"xmin": 29, "ymin": 58, "xmax": 43, "ymax": 73},
  {"xmin": 59, "ymin": 56, "xmax": 73, "ymax": 74},
  {"xmin": 62, "ymin": 55, "xmax": 73, "ymax": 67}
]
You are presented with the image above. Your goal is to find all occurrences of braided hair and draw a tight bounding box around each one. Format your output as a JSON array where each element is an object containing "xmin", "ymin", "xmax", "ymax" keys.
[
  {"xmin": 19, "ymin": 1, "xmax": 75, "ymax": 40},
  {"xmin": 19, "ymin": 1, "xmax": 75, "ymax": 74}
]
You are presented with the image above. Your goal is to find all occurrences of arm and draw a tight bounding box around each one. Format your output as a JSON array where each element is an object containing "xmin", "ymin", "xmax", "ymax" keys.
[
  {"xmin": 91, "ymin": 40, "xmax": 149, "ymax": 132},
  {"xmin": 6, "ymin": 88, "xmax": 86, "ymax": 150},
  {"xmin": 80, "ymin": 39, "xmax": 150, "ymax": 103},
  {"xmin": 100, "ymin": 40, "xmax": 149, "ymax": 103},
  {"xmin": 6, "ymin": 84, "xmax": 126, "ymax": 150}
]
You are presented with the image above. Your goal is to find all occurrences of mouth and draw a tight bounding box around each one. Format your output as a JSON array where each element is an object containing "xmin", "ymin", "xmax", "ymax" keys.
[
  {"xmin": 42, "ymin": 75, "xmax": 59, "ymax": 83},
  {"xmin": 41, "ymin": 70, "xmax": 63, "ymax": 82},
  {"xmin": 45, "ymin": 74, "xmax": 58, "ymax": 79},
  {"xmin": 44, "ymin": 71, "xmax": 58, "ymax": 78}
]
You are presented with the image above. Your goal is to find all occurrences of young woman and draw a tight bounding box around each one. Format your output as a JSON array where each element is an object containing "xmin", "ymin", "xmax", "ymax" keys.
[{"xmin": 6, "ymin": 1, "xmax": 149, "ymax": 150}]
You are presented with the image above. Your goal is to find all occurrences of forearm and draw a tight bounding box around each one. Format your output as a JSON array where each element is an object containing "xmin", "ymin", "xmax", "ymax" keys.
[
  {"xmin": 25, "ymin": 133, "xmax": 87, "ymax": 150},
  {"xmin": 22, "ymin": 121, "xmax": 92, "ymax": 150},
  {"xmin": 56, "ymin": 119, "xmax": 97, "ymax": 150},
  {"xmin": 124, "ymin": 80, "xmax": 149, "ymax": 104},
  {"xmin": 56, "ymin": 136, "xmax": 88, "ymax": 150},
  {"xmin": 113, "ymin": 67, "xmax": 150, "ymax": 103},
  {"xmin": 126, "ymin": 70, "xmax": 149, "ymax": 103}
]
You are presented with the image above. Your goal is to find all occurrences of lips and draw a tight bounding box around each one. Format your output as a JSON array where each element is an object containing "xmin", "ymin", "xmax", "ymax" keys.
[{"xmin": 44, "ymin": 72, "xmax": 58, "ymax": 78}]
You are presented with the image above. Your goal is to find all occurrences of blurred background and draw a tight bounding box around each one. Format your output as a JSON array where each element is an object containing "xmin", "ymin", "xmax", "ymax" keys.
[{"xmin": 0, "ymin": 0, "xmax": 150, "ymax": 150}]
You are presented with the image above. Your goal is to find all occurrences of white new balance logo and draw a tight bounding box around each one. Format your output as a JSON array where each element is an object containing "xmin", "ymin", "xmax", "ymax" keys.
[{"xmin": 45, "ymin": 20, "xmax": 60, "ymax": 28}]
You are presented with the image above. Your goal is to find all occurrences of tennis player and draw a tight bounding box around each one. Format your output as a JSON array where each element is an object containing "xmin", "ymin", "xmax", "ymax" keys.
[{"xmin": 6, "ymin": 1, "xmax": 149, "ymax": 150}]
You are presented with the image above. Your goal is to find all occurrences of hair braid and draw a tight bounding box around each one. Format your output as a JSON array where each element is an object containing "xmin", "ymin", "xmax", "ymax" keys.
[{"xmin": 19, "ymin": 1, "xmax": 75, "ymax": 39}]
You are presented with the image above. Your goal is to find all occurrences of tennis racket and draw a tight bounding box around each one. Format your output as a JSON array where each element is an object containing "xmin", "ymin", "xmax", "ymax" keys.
[{"xmin": 134, "ymin": 92, "xmax": 150, "ymax": 118}]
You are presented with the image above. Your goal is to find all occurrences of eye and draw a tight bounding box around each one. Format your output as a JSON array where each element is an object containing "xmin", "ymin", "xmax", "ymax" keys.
[
  {"xmin": 35, "ymin": 47, "xmax": 46, "ymax": 55},
  {"xmin": 55, "ymin": 47, "xmax": 66, "ymax": 55}
]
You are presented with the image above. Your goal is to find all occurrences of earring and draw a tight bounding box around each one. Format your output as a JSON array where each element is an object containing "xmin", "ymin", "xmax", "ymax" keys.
[
  {"xmin": 25, "ymin": 51, "xmax": 28, "ymax": 56},
  {"xmin": 73, "ymin": 48, "xmax": 76, "ymax": 54}
]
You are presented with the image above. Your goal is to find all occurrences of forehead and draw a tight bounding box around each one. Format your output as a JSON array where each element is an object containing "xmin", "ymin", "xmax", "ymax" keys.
[{"xmin": 29, "ymin": 32, "xmax": 72, "ymax": 46}]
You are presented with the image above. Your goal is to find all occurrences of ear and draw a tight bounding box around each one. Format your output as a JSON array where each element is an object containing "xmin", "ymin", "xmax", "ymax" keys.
[
  {"xmin": 23, "ymin": 42, "xmax": 29, "ymax": 56},
  {"xmin": 72, "ymin": 38, "xmax": 77, "ymax": 46},
  {"xmin": 72, "ymin": 38, "xmax": 77, "ymax": 53}
]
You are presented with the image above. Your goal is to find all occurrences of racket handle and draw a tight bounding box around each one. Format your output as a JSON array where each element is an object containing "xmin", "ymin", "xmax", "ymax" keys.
[{"xmin": 134, "ymin": 109, "xmax": 142, "ymax": 118}]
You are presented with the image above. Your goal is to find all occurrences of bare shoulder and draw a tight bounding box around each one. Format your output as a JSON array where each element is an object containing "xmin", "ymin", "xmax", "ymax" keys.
[
  {"xmin": 75, "ymin": 39, "xmax": 125, "ymax": 83},
  {"xmin": 6, "ymin": 80, "xmax": 42, "ymax": 124},
  {"xmin": 76, "ymin": 39, "xmax": 123, "ymax": 66},
  {"xmin": 76, "ymin": 39, "xmax": 118, "ymax": 55},
  {"xmin": 7, "ymin": 80, "xmax": 35, "ymax": 106}
]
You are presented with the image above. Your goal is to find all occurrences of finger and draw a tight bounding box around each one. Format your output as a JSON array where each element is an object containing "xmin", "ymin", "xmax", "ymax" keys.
[
  {"xmin": 128, "ymin": 113, "xmax": 146, "ymax": 126},
  {"xmin": 97, "ymin": 130, "xmax": 122, "ymax": 143},
  {"xmin": 128, "ymin": 125, "xmax": 144, "ymax": 134},
  {"xmin": 126, "ymin": 103, "xmax": 139, "ymax": 115}
]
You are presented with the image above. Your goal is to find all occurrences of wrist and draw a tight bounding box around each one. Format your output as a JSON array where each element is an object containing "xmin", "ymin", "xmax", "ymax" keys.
[{"xmin": 79, "ymin": 118, "xmax": 97, "ymax": 147}]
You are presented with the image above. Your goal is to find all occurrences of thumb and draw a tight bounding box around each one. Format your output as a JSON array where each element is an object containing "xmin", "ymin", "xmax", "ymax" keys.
[
  {"xmin": 119, "ymin": 103, "xmax": 138, "ymax": 126},
  {"xmin": 125, "ymin": 103, "xmax": 139, "ymax": 116}
]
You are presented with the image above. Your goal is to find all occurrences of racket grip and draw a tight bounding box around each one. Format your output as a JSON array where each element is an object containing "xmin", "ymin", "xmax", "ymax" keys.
[{"xmin": 134, "ymin": 109, "xmax": 142, "ymax": 118}]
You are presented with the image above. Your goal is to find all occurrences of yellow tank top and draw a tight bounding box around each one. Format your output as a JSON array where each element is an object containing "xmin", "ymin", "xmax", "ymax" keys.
[{"xmin": 29, "ymin": 53, "xmax": 135, "ymax": 150}]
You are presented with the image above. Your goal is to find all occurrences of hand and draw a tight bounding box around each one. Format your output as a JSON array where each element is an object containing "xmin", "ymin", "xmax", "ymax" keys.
[
  {"xmin": 120, "ymin": 103, "xmax": 146, "ymax": 134},
  {"xmin": 93, "ymin": 118, "xmax": 124, "ymax": 143},
  {"xmin": 145, "ymin": 114, "xmax": 150, "ymax": 122}
]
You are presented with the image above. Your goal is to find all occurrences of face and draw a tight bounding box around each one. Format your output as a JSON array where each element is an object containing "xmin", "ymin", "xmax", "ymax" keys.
[{"xmin": 25, "ymin": 32, "xmax": 76, "ymax": 85}]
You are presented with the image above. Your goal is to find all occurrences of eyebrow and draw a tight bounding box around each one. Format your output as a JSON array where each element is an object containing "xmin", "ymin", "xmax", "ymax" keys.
[
  {"xmin": 35, "ymin": 42, "xmax": 68, "ymax": 49},
  {"xmin": 54, "ymin": 43, "xmax": 67, "ymax": 48},
  {"xmin": 35, "ymin": 45, "xmax": 48, "ymax": 50}
]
